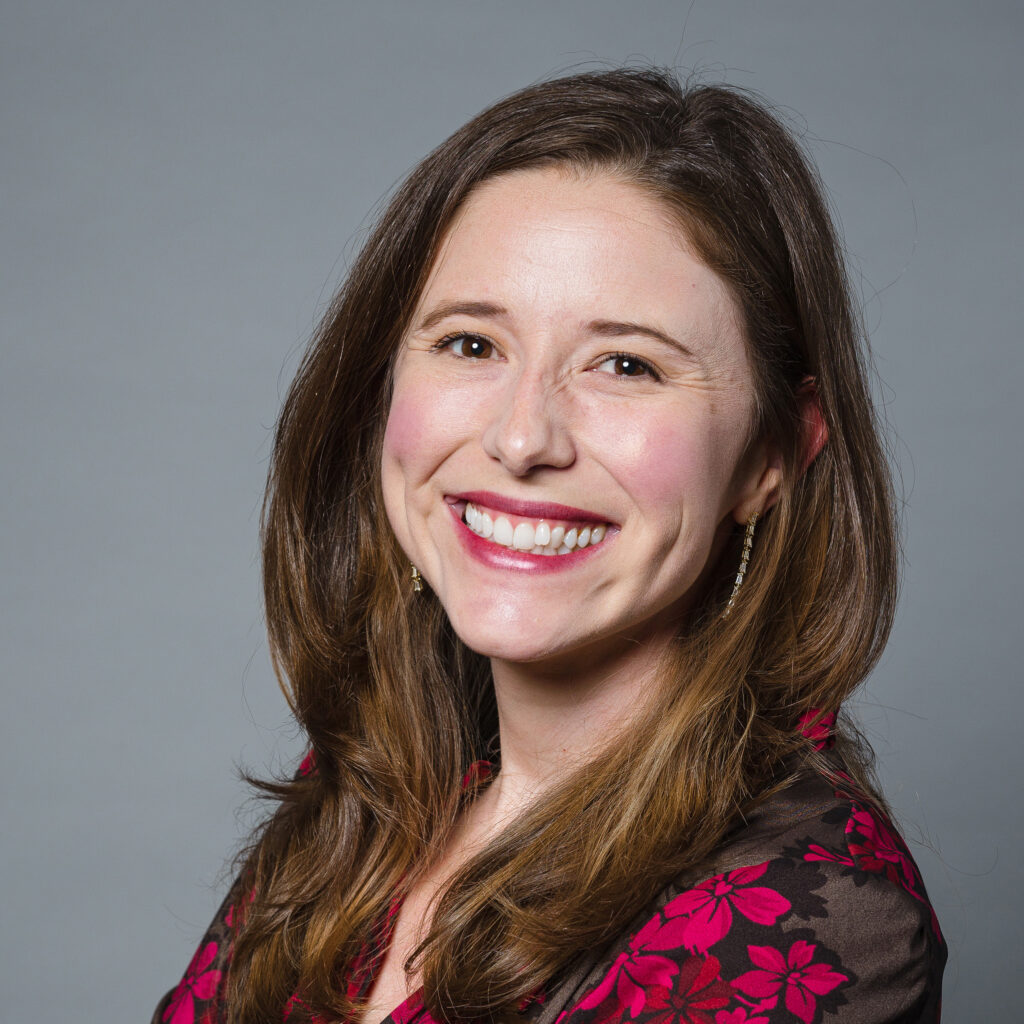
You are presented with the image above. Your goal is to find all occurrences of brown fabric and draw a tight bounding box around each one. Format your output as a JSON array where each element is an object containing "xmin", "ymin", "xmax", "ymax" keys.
[{"xmin": 154, "ymin": 770, "xmax": 945, "ymax": 1024}]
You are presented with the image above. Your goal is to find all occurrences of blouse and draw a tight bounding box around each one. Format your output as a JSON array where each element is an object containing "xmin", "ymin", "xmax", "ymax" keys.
[{"xmin": 153, "ymin": 732, "xmax": 945, "ymax": 1024}]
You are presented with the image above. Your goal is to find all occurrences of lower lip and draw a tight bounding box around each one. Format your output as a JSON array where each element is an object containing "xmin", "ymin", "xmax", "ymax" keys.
[{"xmin": 449, "ymin": 505, "xmax": 611, "ymax": 574}]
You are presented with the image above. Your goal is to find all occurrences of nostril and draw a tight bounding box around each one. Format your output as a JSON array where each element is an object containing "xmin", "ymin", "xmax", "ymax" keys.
[{"xmin": 479, "ymin": 386, "xmax": 576, "ymax": 474}]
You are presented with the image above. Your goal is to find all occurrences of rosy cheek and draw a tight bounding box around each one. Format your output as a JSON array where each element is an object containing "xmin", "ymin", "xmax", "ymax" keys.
[
  {"xmin": 592, "ymin": 410, "xmax": 712, "ymax": 516},
  {"xmin": 383, "ymin": 374, "xmax": 480, "ymax": 481},
  {"xmin": 381, "ymin": 387, "xmax": 427, "ymax": 467},
  {"xmin": 382, "ymin": 381, "xmax": 452, "ymax": 557}
]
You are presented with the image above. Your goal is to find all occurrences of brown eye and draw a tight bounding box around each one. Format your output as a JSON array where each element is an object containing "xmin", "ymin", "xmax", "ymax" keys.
[
  {"xmin": 445, "ymin": 333, "xmax": 494, "ymax": 359},
  {"xmin": 596, "ymin": 353, "xmax": 659, "ymax": 380}
]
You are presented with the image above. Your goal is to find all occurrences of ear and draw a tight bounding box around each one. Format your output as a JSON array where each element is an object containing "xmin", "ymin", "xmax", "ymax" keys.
[
  {"xmin": 732, "ymin": 437, "xmax": 783, "ymax": 524},
  {"xmin": 797, "ymin": 376, "xmax": 829, "ymax": 474},
  {"xmin": 732, "ymin": 376, "xmax": 829, "ymax": 523}
]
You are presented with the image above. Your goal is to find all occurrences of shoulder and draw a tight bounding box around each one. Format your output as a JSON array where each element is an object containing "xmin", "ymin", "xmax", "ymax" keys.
[
  {"xmin": 151, "ymin": 880, "xmax": 246, "ymax": 1024},
  {"xmin": 554, "ymin": 774, "xmax": 946, "ymax": 1024},
  {"xmin": 151, "ymin": 756, "xmax": 317, "ymax": 1024}
]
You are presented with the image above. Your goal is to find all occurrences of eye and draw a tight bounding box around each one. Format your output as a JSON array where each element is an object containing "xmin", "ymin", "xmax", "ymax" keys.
[
  {"xmin": 594, "ymin": 352, "xmax": 661, "ymax": 381},
  {"xmin": 433, "ymin": 332, "xmax": 496, "ymax": 359}
]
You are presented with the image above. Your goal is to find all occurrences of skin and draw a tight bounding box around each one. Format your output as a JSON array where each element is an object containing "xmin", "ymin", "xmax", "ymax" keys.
[{"xmin": 366, "ymin": 167, "xmax": 786, "ymax": 1022}]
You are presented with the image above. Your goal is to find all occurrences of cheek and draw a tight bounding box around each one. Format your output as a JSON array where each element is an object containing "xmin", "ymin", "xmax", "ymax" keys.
[
  {"xmin": 380, "ymin": 385, "xmax": 434, "ymax": 551},
  {"xmin": 381, "ymin": 387, "xmax": 427, "ymax": 470},
  {"xmin": 590, "ymin": 406, "xmax": 736, "ymax": 522},
  {"xmin": 381, "ymin": 372, "xmax": 479, "ymax": 486}
]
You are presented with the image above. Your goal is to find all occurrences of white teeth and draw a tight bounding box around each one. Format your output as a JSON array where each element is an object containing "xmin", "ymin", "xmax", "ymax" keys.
[
  {"xmin": 462, "ymin": 502, "xmax": 610, "ymax": 556},
  {"xmin": 492, "ymin": 516, "xmax": 514, "ymax": 547},
  {"xmin": 512, "ymin": 522, "xmax": 536, "ymax": 550}
]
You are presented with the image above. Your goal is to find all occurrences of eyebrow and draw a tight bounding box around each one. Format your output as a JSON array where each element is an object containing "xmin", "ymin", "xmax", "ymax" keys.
[
  {"xmin": 412, "ymin": 302, "xmax": 700, "ymax": 364},
  {"xmin": 586, "ymin": 318, "xmax": 699, "ymax": 362},
  {"xmin": 413, "ymin": 300, "xmax": 509, "ymax": 334}
]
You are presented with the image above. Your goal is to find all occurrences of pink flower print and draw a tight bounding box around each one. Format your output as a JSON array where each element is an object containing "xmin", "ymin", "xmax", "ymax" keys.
[
  {"xmin": 666, "ymin": 863, "xmax": 792, "ymax": 952},
  {"xmin": 460, "ymin": 760, "xmax": 493, "ymax": 791},
  {"xmin": 644, "ymin": 955, "xmax": 733, "ymax": 1024},
  {"xmin": 798, "ymin": 709, "xmax": 835, "ymax": 750},
  {"xmin": 576, "ymin": 912, "xmax": 693, "ymax": 1019},
  {"xmin": 392, "ymin": 992, "xmax": 427, "ymax": 1024},
  {"xmin": 845, "ymin": 806, "xmax": 920, "ymax": 893},
  {"xmin": 800, "ymin": 843, "xmax": 855, "ymax": 868},
  {"xmin": 283, "ymin": 993, "xmax": 331, "ymax": 1024},
  {"xmin": 223, "ymin": 886, "xmax": 256, "ymax": 930},
  {"xmin": 162, "ymin": 942, "xmax": 222, "ymax": 1024},
  {"xmin": 733, "ymin": 941, "xmax": 847, "ymax": 1024},
  {"xmin": 715, "ymin": 1009, "xmax": 769, "ymax": 1024}
]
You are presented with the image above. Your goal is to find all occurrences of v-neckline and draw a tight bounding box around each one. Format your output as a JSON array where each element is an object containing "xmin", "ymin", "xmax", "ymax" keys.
[
  {"xmin": 354, "ymin": 761, "xmax": 497, "ymax": 1024},
  {"xmin": 353, "ymin": 890, "xmax": 422, "ymax": 1024}
]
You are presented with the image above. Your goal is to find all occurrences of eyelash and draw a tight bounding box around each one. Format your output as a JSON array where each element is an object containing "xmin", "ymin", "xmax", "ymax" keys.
[
  {"xmin": 601, "ymin": 351, "xmax": 661, "ymax": 382},
  {"xmin": 430, "ymin": 332, "xmax": 661, "ymax": 382},
  {"xmin": 431, "ymin": 331, "xmax": 494, "ymax": 358}
]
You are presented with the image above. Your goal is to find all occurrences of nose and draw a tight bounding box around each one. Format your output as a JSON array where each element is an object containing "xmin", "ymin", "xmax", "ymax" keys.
[{"xmin": 480, "ymin": 368, "xmax": 576, "ymax": 476}]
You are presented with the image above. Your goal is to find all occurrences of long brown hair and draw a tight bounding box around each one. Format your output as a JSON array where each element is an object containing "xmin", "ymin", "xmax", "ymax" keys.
[{"xmin": 225, "ymin": 68, "xmax": 898, "ymax": 1023}]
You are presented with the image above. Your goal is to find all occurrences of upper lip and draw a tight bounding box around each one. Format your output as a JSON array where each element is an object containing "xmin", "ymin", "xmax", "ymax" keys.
[{"xmin": 451, "ymin": 490, "xmax": 612, "ymax": 524}]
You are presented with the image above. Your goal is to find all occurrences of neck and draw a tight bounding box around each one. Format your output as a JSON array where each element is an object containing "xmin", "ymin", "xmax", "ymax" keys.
[{"xmin": 480, "ymin": 632, "xmax": 670, "ymax": 823}]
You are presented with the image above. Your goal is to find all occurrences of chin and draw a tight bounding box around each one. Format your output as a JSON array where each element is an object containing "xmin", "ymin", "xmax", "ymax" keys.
[
  {"xmin": 448, "ymin": 611, "xmax": 653, "ymax": 679},
  {"xmin": 454, "ymin": 627, "xmax": 565, "ymax": 665},
  {"xmin": 443, "ymin": 606, "xmax": 578, "ymax": 665}
]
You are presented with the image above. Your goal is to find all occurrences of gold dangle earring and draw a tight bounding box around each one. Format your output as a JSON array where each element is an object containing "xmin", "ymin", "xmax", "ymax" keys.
[
  {"xmin": 722, "ymin": 513, "xmax": 758, "ymax": 618},
  {"xmin": 410, "ymin": 564, "xmax": 424, "ymax": 593}
]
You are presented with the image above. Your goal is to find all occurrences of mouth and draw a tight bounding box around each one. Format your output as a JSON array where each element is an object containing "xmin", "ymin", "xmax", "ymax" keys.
[{"xmin": 448, "ymin": 492, "xmax": 614, "ymax": 557}]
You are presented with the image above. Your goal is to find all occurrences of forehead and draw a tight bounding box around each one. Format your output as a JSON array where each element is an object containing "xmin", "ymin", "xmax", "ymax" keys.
[{"xmin": 414, "ymin": 167, "xmax": 746, "ymax": 356}]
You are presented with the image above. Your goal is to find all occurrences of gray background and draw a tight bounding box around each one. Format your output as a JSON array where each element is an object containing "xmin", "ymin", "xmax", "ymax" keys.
[{"xmin": 2, "ymin": 1, "xmax": 1020, "ymax": 1019}]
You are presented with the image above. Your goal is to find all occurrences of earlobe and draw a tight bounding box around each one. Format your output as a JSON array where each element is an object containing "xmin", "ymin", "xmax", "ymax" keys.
[{"xmin": 734, "ymin": 459, "xmax": 782, "ymax": 523}]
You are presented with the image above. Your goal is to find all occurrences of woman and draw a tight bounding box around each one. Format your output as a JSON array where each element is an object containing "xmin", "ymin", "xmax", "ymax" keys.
[{"xmin": 154, "ymin": 68, "xmax": 945, "ymax": 1024}]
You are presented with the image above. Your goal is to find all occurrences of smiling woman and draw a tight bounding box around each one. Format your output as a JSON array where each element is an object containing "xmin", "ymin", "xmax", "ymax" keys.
[
  {"xmin": 382, "ymin": 170, "xmax": 769, "ymax": 671},
  {"xmin": 154, "ymin": 69, "xmax": 945, "ymax": 1024}
]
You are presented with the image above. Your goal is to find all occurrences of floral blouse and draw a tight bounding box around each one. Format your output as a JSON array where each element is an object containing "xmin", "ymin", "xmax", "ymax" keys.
[{"xmin": 154, "ymin": 726, "xmax": 945, "ymax": 1024}]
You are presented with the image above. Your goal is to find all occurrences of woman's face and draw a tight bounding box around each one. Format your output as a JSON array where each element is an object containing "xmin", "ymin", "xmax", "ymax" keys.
[{"xmin": 381, "ymin": 168, "xmax": 778, "ymax": 672}]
